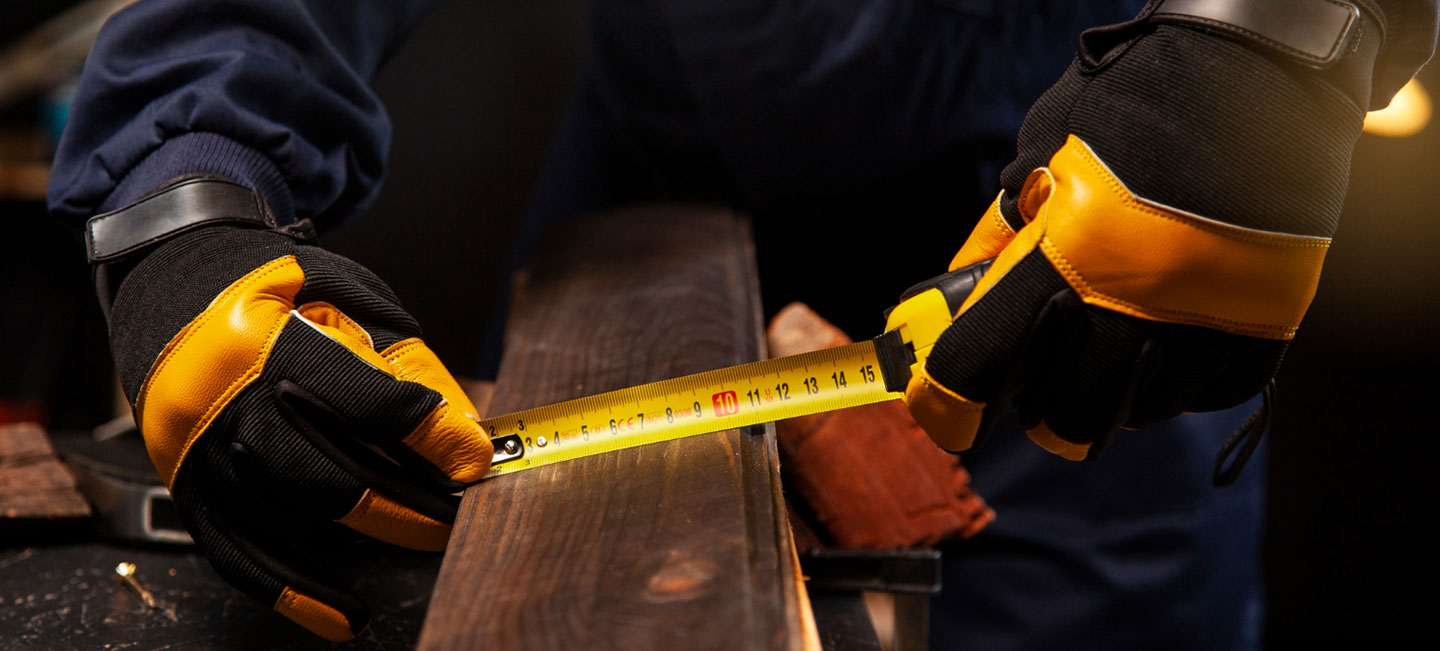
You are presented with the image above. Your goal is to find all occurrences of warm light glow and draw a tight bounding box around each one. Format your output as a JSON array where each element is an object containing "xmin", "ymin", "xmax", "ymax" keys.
[{"xmin": 1364, "ymin": 78, "xmax": 1431, "ymax": 138}]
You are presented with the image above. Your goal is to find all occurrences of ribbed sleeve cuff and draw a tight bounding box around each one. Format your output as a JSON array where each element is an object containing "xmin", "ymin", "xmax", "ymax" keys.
[{"xmin": 101, "ymin": 132, "xmax": 295, "ymax": 225}]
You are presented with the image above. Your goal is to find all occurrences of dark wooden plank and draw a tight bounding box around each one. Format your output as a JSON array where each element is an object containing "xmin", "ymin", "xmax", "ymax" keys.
[
  {"xmin": 0, "ymin": 422, "xmax": 55, "ymax": 460},
  {"xmin": 765, "ymin": 304, "xmax": 994, "ymax": 549},
  {"xmin": 419, "ymin": 206, "xmax": 810, "ymax": 650},
  {"xmin": 0, "ymin": 423, "xmax": 91, "ymax": 522}
]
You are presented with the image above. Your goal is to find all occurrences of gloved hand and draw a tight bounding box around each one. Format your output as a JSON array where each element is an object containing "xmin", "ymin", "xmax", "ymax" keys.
[
  {"xmin": 903, "ymin": 2, "xmax": 1383, "ymax": 460},
  {"xmin": 95, "ymin": 179, "xmax": 491, "ymax": 641}
]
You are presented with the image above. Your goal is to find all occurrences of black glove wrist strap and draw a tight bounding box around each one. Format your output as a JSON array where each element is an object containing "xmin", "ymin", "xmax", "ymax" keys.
[
  {"xmin": 1149, "ymin": 0, "xmax": 1373, "ymax": 69},
  {"xmin": 1078, "ymin": 0, "xmax": 1384, "ymax": 109},
  {"xmin": 86, "ymin": 176, "xmax": 316, "ymax": 318},
  {"xmin": 86, "ymin": 176, "xmax": 285, "ymax": 264}
]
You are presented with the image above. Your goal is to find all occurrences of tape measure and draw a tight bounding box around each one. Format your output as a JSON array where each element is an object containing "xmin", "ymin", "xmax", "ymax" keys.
[{"xmin": 482, "ymin": 259, "xmax": 994, "ymax": 479}]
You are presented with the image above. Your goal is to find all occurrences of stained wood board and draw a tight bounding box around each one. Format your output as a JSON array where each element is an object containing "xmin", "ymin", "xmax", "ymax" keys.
[
  {"xmin": 419, "ymin": 206, "xmax": 811, "ymax": 650},
  {"xmin": 0, "ymin": 423, "xmax": 90, "ymax": 523}
]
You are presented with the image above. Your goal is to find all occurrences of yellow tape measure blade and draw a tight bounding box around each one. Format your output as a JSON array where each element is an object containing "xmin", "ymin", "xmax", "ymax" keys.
[{"xmin": 481, "ymin": 341, "xmax": 901, "ymax": 478}]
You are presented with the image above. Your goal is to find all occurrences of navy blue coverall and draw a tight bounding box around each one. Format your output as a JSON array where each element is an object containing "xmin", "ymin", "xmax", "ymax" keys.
[{"xmin": 48, "ymin": 1, "xmax": 1439, "ymax": 649}]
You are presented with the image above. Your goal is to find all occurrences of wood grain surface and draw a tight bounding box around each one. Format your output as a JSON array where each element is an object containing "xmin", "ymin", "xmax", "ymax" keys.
[
  {"xmin": 0, "ymin": 423, "xmax": 90, "ymax": 522},
  {"xmin": 418, "ymin": 207, "xmax": 809, "ymax": 650}
]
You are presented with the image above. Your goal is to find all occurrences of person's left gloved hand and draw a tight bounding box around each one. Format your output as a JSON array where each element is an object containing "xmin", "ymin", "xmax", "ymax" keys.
[{"xmin": 92, "ymin": 177, "xmax": 492, "ymax": 640}]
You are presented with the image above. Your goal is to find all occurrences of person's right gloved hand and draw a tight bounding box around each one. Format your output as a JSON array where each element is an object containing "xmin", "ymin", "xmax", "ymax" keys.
[
  {"xmin": 98, "ymin": 179, "xmax": 491, "ymax": 641},
  {"xmin": 900, "ymin": 1, "xmax": 1384, "ymax": 463}
]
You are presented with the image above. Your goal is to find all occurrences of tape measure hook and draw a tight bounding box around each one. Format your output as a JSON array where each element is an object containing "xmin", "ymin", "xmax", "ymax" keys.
[{"xmin": 491, "ymin": 434, "xmax": 524, "ymax": 467}]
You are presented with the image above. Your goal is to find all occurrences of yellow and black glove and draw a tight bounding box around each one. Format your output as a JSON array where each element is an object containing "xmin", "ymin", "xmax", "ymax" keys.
[
  {"xmin": 903, "ymin": 1, "xmax": 1384, "ymax": 463},
  {"xmin": 87, "ymin": 177, "xmax": 490, "ymax": 641}
]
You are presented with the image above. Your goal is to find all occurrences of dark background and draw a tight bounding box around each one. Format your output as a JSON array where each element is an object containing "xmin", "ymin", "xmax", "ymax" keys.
[{"xmin": 3, "ymin": 0, "xmax": 1437, "ymax": 645}]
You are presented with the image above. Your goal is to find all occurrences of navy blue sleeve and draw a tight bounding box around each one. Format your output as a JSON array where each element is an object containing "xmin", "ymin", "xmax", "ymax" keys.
[{"xmin": 47, "ymin": 0, "xmax": 445, "ymax": 229}]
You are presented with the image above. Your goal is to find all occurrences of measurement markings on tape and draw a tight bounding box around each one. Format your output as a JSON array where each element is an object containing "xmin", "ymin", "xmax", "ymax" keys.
[
  {"xmin": 480, "ymin": 260, "xmax": 998, "ymax": 479},
  {"xmin": 481, "ymin": 341, "xmax": 901, "ymax": 478}
]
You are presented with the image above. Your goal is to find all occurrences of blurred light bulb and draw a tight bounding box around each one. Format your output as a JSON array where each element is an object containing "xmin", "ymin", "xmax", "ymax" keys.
[{"xmin": 1364, "ymin": 78, "xmax": 1431, "ymax": 138}]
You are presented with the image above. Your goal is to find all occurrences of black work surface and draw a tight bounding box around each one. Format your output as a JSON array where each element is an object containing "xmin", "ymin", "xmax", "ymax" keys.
[{"xmin": 0, "ymin": 536, "xmax": 439, "ymax": 650}]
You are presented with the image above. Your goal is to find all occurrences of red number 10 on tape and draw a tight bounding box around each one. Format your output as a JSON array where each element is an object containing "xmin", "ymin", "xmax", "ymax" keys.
[{"xmin": 711, "ymin": 391, "xmax": 739, "ymax": 417}]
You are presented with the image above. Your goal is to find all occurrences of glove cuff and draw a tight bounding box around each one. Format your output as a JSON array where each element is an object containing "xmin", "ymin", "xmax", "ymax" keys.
[
  {"xmin": 1148, "ymin": 0, "xmax": 1372, "ymax": 70},
  {"xmin": 1148, "ymin": 0, "xmax": 1386, "ymax": 110},
  {"xmin": 1078, "ymin": 0, "xmax": 1385, "ymax": 110},
  {"xmin": 87, "ymin": 177, "xmax": 279, "ymax": 263},
  {"xmin": 87, "ymin": 176, "xmax": 316, "ymax": 317}
]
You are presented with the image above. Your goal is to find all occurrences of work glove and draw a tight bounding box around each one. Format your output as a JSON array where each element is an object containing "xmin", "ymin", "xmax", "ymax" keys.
[
  {"xmin": 902, "ymin": 1, "xmax": 1383, "ymax": 465},
  {"xmin": 91, "ymin": 177, "xmax": 490, "ymax": 641}
]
